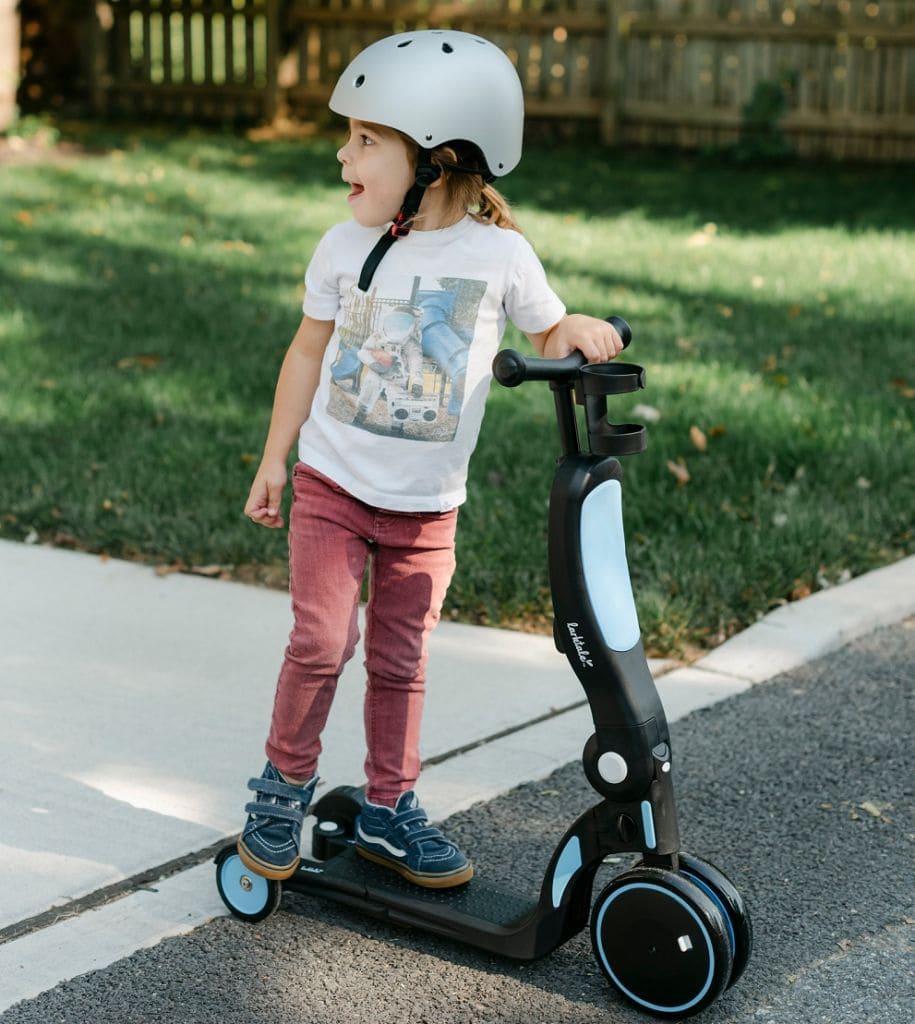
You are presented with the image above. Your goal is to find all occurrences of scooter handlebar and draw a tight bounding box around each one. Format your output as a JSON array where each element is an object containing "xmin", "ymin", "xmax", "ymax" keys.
[{"xmin": 493, "ymin": 316, "xmax": 631, "ymax": 388}]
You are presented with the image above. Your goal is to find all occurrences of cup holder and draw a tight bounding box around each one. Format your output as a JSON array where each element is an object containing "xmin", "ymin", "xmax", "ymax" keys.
[
  {"xmin": 589, "ymin": 421, "xmax": 648, "ymax": 456},
  {"xmin": 578, "ymin": 362, "xmax": 646, "ymax": 397}
]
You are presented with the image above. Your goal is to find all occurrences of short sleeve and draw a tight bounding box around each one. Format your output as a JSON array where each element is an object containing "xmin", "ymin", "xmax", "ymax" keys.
[
  {"xmin": 502, "ymin": 234, "xmax": 566, "ymax": 335},
  {"xmin": 302, "ymin": 230, "xmax": 341, "ymax": 321}
]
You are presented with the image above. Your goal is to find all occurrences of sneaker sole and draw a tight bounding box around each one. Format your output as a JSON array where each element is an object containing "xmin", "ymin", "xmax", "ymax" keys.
[
  {"xmin": 236, "ymin": 839, "xmax": 300, "ymax": 881},
  {"xmin": 356, "ymin": 845, "xmax": 474, "ymax": 889}
]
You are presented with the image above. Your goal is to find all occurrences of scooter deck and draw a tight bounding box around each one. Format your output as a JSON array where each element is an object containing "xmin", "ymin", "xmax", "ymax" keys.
[{"xmin": 284, "ymin": 847, "xmax": 544, "ymax": 958}]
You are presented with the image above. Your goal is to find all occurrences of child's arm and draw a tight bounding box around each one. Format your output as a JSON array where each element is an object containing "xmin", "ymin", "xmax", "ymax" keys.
[
  {"xmin": 245, "ymin": 315, "xmax": 335, "ymax": 529},
  {"xmin": 526, "ymin": 313, "xmax": 624, "ymax": 362}
]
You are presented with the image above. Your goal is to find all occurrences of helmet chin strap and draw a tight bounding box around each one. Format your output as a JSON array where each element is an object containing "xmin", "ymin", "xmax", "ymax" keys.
[{"xmin": 357, "ymin": 150, "xmax": 441, "ymax": 293}]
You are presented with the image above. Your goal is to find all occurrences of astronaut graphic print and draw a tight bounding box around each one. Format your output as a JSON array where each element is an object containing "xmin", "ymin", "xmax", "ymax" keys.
[{"xmin": 327, "ymin": 274, "xmax": 487, "ymax": 442}]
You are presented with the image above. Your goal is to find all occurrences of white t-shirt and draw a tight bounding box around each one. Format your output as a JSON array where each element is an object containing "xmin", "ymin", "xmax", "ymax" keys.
[{"xmin": 299, "ymin": 215, "xmax": 566, "ymax": 512}]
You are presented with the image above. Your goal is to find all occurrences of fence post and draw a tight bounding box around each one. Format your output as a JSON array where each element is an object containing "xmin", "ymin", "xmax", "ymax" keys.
[
  {"xmin": 601, "ymin": 0, "xmax": 623, "ymax": 145},
  {"xmin": 0, "ymin": 0, "xmax": 18, "ymax": 130},
  {"xmin": 264, "ymin": 0, "xmax": 279, "ymax": 121}
]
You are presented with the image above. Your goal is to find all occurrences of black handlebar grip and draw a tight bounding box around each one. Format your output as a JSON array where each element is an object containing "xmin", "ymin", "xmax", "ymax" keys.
[
  {"xmin": 607, "ymin": 315, "xmax": 632, "ymax": 349},
  {"xmin": 492, "ymin": 349, "xmax": 583, "ymax": 387},
  {"xmin": 492, "ymin": 316, "xmax": 632, "ymax": 387}
]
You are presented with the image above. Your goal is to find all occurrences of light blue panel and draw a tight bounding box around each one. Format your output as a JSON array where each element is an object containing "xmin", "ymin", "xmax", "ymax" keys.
[
  {"xmin": 551, "ymin": 835, "xmax": 583, "ymax": 908},
  {"xmin": 580, "ymin": 480, "xmax": 641, "ymax": 652},
  {"xmin": 640, "ymin": 800, "xmax": 657, "ymax": 850}
]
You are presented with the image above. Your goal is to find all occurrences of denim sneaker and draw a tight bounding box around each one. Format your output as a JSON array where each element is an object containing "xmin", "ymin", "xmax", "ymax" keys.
[
  {"xmin": 237, "ymin": 762, "xmax": 317, "ymax": 880},
  {"xmin": 355, "ymin": 790, "xmax": 473, "ymax": 889}
]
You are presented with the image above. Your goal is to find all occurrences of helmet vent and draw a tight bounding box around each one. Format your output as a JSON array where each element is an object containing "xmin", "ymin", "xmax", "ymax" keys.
[
  {"xmin": 442, "ymin": 42, "xmax": 454, "ymax": 53},
  {"xmin": 354, "ymin": 74, "xmax": 365, "ymax": 87},
  {"xmin": 397, "ymin": 40, "xmax": 412, "ymax": 48}
]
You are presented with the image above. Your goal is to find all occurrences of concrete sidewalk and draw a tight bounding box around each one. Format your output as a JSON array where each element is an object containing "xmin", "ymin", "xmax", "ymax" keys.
[{"xmin": 1, "ymin": 538, "xmax": 914, "ymax": 1010}]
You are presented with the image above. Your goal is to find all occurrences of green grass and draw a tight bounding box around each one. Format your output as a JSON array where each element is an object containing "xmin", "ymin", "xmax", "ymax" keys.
[{"xmin": 2, "ymin": 123, "xmax": 913, "ymax": 656}]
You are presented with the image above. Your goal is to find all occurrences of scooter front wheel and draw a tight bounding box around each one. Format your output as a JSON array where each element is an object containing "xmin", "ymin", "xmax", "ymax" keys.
[
  {"xmin": 215, "ymin": 846, "xmax": 282, "ymax": 923},
  {"xmin": 591, "ymin": 866, "xmax": 733, "ymax": 1018},
  {"xmin": 677, "ymin": 852, "xmax": 752, "ymax": 990}
]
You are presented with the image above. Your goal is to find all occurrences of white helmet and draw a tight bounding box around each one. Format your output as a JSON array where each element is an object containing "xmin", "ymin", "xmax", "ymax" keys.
[{"xmin": 329, "ymin": 30, "xmax": 524, "ymax": 177}]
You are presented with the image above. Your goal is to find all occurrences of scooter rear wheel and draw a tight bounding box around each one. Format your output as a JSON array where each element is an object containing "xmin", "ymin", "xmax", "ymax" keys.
[
  {"xmin": 215, "ymin": 846, "xmax": 282, "ymax": 923},
  {"xmin": 591, "ymin": 866, "xmax": 733, "ymax": 1018}
]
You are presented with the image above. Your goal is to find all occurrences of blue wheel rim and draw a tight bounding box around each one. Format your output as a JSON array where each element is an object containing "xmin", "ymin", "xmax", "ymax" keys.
[
  {"xmin": 219, "ymin": 854, "xmax": 271, "ymax": 916},
  {"xmin": 595, "ymin": 881, "xmax": 716, "ymax": 1014}
]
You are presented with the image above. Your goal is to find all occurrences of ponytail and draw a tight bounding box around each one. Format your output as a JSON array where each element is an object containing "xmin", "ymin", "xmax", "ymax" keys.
[
  {"xmin": 392, "ymin": 130, "xmax": 524, "ymax": 234},
  {"xmin": 475, "ymin": 183, "xmax": 521, "ymax": 232}
]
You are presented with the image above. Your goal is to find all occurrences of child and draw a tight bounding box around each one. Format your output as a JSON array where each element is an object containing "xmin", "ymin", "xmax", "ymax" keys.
[{"xmin": 238, "ymin": 30, "xmax": 624, "ymax": 890}]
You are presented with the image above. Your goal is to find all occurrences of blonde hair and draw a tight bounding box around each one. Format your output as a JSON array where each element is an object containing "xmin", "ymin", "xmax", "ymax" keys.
[
  {"xmin": 392, "ymin": 129, "xmax": 521, "ymax": 233},
  {"xmin": 429, "ymin": 142, "xmax": 522, "ymax": 232}
]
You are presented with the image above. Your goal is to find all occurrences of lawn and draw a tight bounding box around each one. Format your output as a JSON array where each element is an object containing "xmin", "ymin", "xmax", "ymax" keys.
[{"xmin": 1, "ymin": 123, "xmax": 913, "ymax": 656}]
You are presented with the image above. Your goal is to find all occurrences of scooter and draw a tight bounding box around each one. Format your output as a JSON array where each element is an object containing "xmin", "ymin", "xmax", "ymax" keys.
[{"xmin": 215, "ymin": 317, "xmax": 752, "ymax": 1019}]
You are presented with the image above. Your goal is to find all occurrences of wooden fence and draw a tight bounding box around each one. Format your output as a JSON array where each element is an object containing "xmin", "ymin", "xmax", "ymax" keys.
[{"xmin": 91, "ymin": 0, "xmax": 915, "ymax": 160}]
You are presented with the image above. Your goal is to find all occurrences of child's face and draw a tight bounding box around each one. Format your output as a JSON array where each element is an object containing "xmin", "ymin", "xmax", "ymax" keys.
[{"xmin": 337, "ymin": 120, "xmax": 414, "ymax": 228}]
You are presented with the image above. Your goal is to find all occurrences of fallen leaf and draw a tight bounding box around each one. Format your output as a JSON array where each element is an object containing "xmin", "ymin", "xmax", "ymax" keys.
[
  {"xmin": 837, "ymin": 938, "xmax": 853, "ymax": 951},
  {"xmin": 239, "ymin": 452, "xmax": 257, "ymax": 465},
  {"xmin": 15, "ymin": 210, "xmax": 34, "ymax": 226},
  {"xmin": 717, "ymin": 304, "xmax": 733, "ymax": 318},
  {"xmin": 155, "ymin": 562, "xmax": 187, "ymax": 577},
  {"xmin": 787, "ymin": 304, "xmax": 802, "ymax": 319},
  {"xmin": 859, "ymin": 800, "xmax": 893, "ymax": 822},
  {"xmin": 689, "ymin": 425, "xmax": 707, "ymax": 451},
  {"xmin": 666, "ymin": 459, "xmax": 690, "ymax": 485},
  {"xmin": 220, "ymin": 239, "xmax": 256, "ymax": 255},
  {"xmin": 790, "ymin": 579, "xmax": 812, "ymax": 600},
  {"xmin": 709, "ymin": 424, "xmax": 727, "ymax": 438},
  {"xmin": 117, "ymin": 354, "xmax": 162, "ymax": 370},
  {"xmin": 190, "ymin": 564, "xmax": 226, "ymax": 577}
]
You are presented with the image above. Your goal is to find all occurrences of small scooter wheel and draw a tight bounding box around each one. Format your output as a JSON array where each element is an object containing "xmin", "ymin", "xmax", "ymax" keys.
[
  {"xmin": 591, "ymin": 866, "xmax": 733, "ymax": 1018},
  {"xmin": 678, "ymin": 853, "xmax": 753, "ymax": 990},
  {"xmin": 215, "ymin": 846, "xmax": 282, "ymax": 923}
]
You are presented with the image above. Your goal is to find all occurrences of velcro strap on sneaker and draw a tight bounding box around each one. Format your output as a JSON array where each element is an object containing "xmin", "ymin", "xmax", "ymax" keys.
[
  {"xmin": 244, "ymin": 801, "xmax": 304, "ymax": 823},
  {"xmin": 247, "ymin": 777, "xmax": 310, "ymax": 803},
  {"xmin": 400, "ymin": 825, "xmax": 450, "ymax": 847},
  {"xmin": 391, "ymin": 808, "xmax": 428, "ymax": 830}
]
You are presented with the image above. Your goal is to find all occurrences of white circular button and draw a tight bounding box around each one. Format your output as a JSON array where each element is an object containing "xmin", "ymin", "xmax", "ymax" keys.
[{"xmin": 597, "ymin": 751, "xmax": 628, "ymax": 784}]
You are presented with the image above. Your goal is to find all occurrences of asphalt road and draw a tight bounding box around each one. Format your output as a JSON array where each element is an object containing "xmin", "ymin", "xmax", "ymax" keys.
[{"xmin": 3, "ymin": 620, "xmax": 912, "ymax": 1024}]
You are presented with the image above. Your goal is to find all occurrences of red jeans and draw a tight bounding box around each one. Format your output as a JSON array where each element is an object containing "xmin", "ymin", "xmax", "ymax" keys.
[{"xmin": 265, "ymin": 464, "xmax": 458, "ymax": 805}]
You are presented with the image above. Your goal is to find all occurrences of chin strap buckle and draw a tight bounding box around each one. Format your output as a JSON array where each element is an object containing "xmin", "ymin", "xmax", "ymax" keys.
[{"xmin": 390, "ymin": 211, "xmax": 413, "ymax": 238}]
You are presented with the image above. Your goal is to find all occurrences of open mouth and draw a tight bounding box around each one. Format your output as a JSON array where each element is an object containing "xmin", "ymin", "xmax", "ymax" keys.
[{"xmin": 347, "ymin": 183, "xmax": 365, "ymax": 200}]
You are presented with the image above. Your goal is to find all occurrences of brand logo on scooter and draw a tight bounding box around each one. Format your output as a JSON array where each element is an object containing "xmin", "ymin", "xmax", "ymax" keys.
[{"xmin": 566, "ymin": 622, "xmax": 593, "ymax": 668}]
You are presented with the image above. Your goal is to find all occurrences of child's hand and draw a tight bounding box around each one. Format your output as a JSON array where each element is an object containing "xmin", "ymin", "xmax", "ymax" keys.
[
  {"xmin": 540, "ymin": 314, "xmax": 625, "ymax": 362},
  {"xmin": 245, "ymin": 461, "xmax": 287, "ymax": 529}
]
